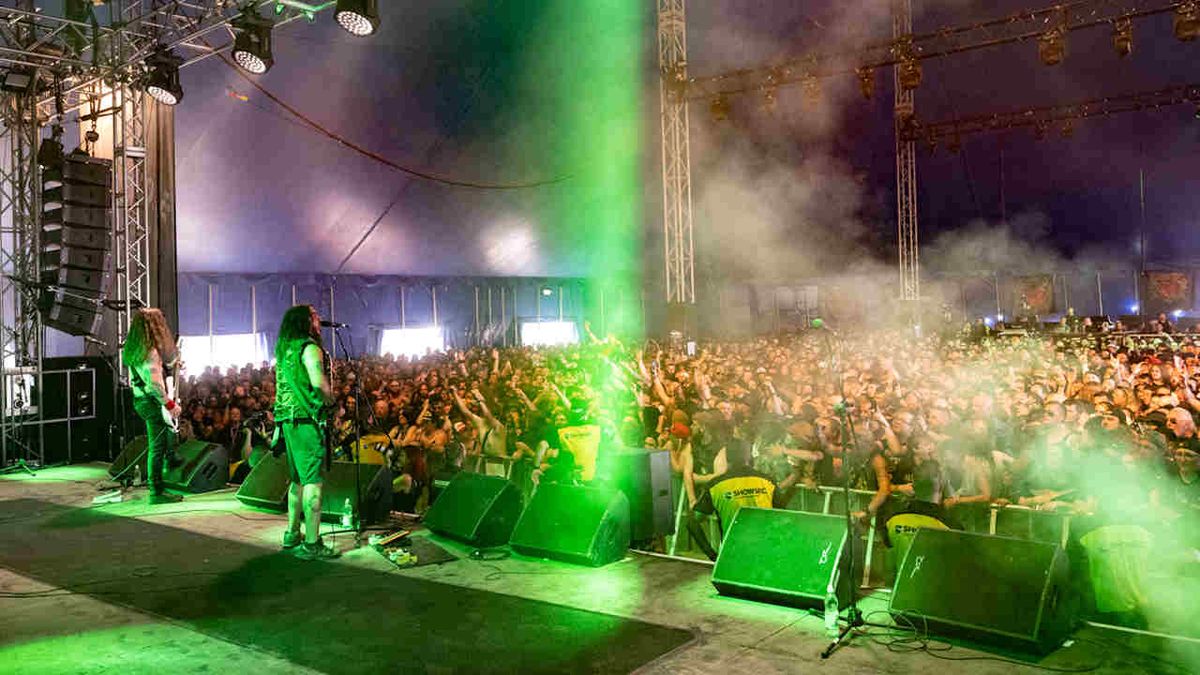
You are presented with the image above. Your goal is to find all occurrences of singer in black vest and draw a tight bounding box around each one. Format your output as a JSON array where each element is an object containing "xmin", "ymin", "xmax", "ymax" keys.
[{"xmin": 274, "ymin": 305, "xmax": 338, "ymax": 561}]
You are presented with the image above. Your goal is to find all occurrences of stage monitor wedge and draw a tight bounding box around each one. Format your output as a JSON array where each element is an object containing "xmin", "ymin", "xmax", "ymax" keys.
[
  {"xmin": 889, "ymin": 528, "xmax": 1075, "ymax": 654},
  {"xmin": 510, "ymin": 483, "xmax": 629, "ymax": 567},
  {"xmin": 424, "ymin": 472, "xmax": 522, "ymax": 548},
  {"xmin": 711, "ymin": 508, "xmax": 858, "ymax": 610}
]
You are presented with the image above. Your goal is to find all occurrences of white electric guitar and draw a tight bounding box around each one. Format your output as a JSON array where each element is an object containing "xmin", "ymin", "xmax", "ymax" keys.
[{"xmin": 161, "ymin": 341, "xmax": 183, "ymax": 432}]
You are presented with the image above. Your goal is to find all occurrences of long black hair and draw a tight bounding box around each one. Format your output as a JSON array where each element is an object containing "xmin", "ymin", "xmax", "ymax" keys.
[{"xmin": 275, "ymin": 304, "xmax": 320, "ymax": 362}]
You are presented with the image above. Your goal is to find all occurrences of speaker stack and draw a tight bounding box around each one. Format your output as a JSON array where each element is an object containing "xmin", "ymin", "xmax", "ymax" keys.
[{"xmin": 39, "ymin": 152, "xmax": 112, "ymax": 337}]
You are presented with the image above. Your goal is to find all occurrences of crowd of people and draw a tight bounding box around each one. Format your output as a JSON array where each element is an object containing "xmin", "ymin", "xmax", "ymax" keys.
[{"xmin": 173, "ymin": 322, "xmax": 1199, "ymax": 621}]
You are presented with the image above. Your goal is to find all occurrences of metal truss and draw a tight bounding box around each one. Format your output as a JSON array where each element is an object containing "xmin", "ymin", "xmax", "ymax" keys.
[
  {"xmin": 111, "ymin": 82, "xmax": 148, "ymax": 358},
  {"xmin": 894, "ymin": 0, "xmax": 919, "ymax": 304},
  {"xmin": 904, "ymin": 83, "xmax": 1200, "ymax": 143},
  {"xmin": 677, "ymin": 0, "xmax": 1187, "ymax": 311},
  {"xmin": 0, "ymin": 86, "xmax": 43, "ymax": 465},
  {"xmin": 684, "ymin": 0, "xmax": 1185, "ymax": 100},
  {"xmin": 658, "ymin": 0, "xmax": 694, "ymax": 305},
  {"xmin": 0, "ymin": 1, "xmax": 331, "ymax": 121}
]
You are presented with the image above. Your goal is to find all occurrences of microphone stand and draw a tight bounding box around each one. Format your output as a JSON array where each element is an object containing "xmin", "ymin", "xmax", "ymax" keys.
[
  {"xmin": 331, "ymin": 325, "xmax": 368, "ymax": 540},
  {"xmin": 817, "ymin": 324, "xmax": 866, "ymax": 660}
]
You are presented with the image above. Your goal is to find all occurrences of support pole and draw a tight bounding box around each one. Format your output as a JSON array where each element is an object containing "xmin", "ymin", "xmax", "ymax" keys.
[
  {"xmin": 894, "ymin": 0, "xmax": 919, "ymax": 311},
  {"xmin": 658, "ymin": 0, "xmax": 694, "ymax": 305}
]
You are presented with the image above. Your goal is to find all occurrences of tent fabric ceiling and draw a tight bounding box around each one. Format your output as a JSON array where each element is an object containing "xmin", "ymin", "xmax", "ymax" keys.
[{"xmin": 175, "ymin": 1, "xmax": 1200, "ymax": 278}]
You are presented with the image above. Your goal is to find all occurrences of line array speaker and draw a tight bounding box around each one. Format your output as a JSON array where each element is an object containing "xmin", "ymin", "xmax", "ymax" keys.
[{"xmin": 39, "ymin": 153, "xmax": 112, "ymax": 337}]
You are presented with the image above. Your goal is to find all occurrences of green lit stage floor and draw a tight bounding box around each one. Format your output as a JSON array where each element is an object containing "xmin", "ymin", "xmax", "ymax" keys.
[{"xmin": 1, "ymin": 465, "xmax": 1196, "ymax": 675}]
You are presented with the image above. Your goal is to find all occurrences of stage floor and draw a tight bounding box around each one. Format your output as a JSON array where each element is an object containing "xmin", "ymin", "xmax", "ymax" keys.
[{"xmin": 0, "ymin": 465, "xmax": 1194, "ymax": 675}]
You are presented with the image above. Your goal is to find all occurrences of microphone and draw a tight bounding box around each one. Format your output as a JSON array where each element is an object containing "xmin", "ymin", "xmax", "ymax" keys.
[
  {"xmin": 83, "ymin": 335, "xmax": 108, "ymax": 347},
  {"xmin": 319, "ymin": 320, "xmax": 349, "ymax": 329}
]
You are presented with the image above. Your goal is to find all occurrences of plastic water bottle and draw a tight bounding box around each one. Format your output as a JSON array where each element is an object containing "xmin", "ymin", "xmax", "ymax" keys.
[
  {"xmin": 341, "ymin": 498, "xmax": 353, "ymax": 529},
  {"xmin": 824, "ymin": 586, "xmax": 839, "ymax": 637}
]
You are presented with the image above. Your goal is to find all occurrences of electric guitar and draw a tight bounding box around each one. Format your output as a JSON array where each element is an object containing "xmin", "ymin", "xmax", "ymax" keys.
[{"xmin": 161, "ymin": 340, "xmax": 183, "ymax": 432}]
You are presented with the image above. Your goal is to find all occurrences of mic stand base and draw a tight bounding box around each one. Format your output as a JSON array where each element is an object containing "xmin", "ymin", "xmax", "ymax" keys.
[
  {"xmin": 0, "ymin": 459, "xmax": 37, "ymax": 476},
  {"xmin": 820, "ymin": 606, "xmax": 864, "ymax": 659}
]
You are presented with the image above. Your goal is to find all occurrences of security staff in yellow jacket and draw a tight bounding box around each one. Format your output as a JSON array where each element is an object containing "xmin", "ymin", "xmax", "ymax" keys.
[{"xmin": 688, "ymin": 437, "xmax": 784, "ymax": 560}]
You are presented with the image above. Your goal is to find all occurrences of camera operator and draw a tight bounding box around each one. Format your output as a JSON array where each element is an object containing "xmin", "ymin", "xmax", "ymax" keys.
[{"xmin": 229, "ymin": 409, "xmax": 275, "ymax": 483}]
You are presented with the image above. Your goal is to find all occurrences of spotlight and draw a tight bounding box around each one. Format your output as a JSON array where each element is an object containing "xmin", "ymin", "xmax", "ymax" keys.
[
  {"xmin": 335, "ymin": 0, "xmax": 379, "ymax": 37},
  {"xmin": 1130, "ymin": 303, "xmax": 1140, "ymax": 313},
  {"xmin": 1038, "ymin": 29, "xmax": 1065, "ymax": 66},
  {"xmin": 1, "ymin": 68, "xmax": 36, "ymax": 94},
  {"xmin": 856, "ymin": 67, "xmax": 875, "ymax": 101},
  {"xmin": 801, "ymin": 73, "xmax": 821, "ymax": 103},
  {"xmin": 1112, "ymin": 17, "xmax": 1133, "ymax": 57},
  {"xmin": 540, "ymin": 287, "xmax": 553, "ymax": 298},
  {"xmin": 898, "ymin": 57, "xmax": 922, "ymax": 92},
  {"xmin": 231, "ymin": 11, "xmax": 274, "ymax": 75},
  {"xmin": 760, "ymin": 87, "xmax": 777, "ymax": 112},
  {"xmin": 709, "ymin": 95, "xmax": 730, "ymax": 122},
  {"xmin": 144, "ymin": 50, "xmax": 184, "ymax": 106},
  {"xmin": 1175, "ymin": 2, "xmax": 1200, "ymax": 41},
  {"xmin": 1174, "ymin": 309, "xmax": 1184, "ymax": 319}
]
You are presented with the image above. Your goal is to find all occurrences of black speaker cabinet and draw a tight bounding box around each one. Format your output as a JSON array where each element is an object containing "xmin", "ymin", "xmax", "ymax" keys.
[
  {"xmin": 595, "ymin": 447, "xmax": 675, "ymax": 543},
  {"xmin": 321, "ymin": 461, "xmax": 394, "ymax": 525},
  {"xmin": 236, "ymin": 452, "xmax": 291, "ymax": 511},
  {"xmin": 889, "ymin": 528, "xmax": 1075, "ymax": 653},
  {"xmin": 108, "ymin": 435, "xmax": 148, "ymax": 480},
  {"xmin": 711, "ymin": 508, "xmax": 859, "ymax": 610},
  {"xmin": 510, "ymin": 483, "xmax": 630, "ymax": 567},
  {"xmin": 164, "ymin": 440, "xmax": 228, "ymax": 493},
  {"xmin": 236, "ymin": 458, "xmax": 393, "ymax": 524},
  {"xmin": 424, "ymin": 472, "xmax": 522, "ymax": 547}
]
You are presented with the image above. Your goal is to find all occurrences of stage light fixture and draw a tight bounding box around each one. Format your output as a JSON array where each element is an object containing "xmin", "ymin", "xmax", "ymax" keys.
[
  {"xmin": 709, "ymin": 95, "xmax": 730, "ymax": 122},
  {"xmin": 801, "ymin": 73, "xmax": 821, "ymax": 104},
  {"xmin": 898, "ymin": 57, "xmax": 921, "ymax": 92},
  {"xmin": 1, "ymin": 68, "xmax": 36, "ymax": 94},
  {"xmin": 1060, "ymin": 120, "xmax": 1075, "ymax": 138},
  {"xmin": 760, "ymin": 87, "xmax": 777, "ymax": 112},
  {"xmin": 231, "ymin": 11, "xmax": 275, "ymax": 75},
  {"xmin": 1038, "ymin": 29, "xmax": 1065, "ymax": 66},
  {"xmin": 144, "ymin": 50, "xmax": 184, "ymax": 106},
  {"xmin": 1112, "ymin": 17, "xmax": 1133, "ymax": 57},
  {"xmin": 856, "ymin": 67, "xmax": 875, "ymax": 101},
  {"xmin": 1175, "ymin": 2, "xmax": 1199, "ymax": 41},
  {"xmin": 540, "ymin": 286, "xmax": 554, "ymax": 298},
  {"xmin": 336, "ymin": 0, "xmax": 379, "ymax": 37}
]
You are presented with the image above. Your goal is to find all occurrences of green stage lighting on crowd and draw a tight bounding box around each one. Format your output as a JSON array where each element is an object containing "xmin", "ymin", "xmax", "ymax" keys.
[
  {"xmin": 336, "ymin": 0, "xmax": 379, "ymax": 37},
  {"xmin": 144, "ymin": 50, "xmax": 184, "ymax": 106},
  {"xmin": 232, "ymin": 11, "xmax": 275, "ymax": 75}
]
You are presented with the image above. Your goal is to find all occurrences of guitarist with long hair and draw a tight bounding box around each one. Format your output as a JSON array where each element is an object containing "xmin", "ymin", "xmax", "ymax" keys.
[
  {"xmin": 122, "ymin": 308, "xmax": 184, "ymax": 504},
  {"xmin": 274, "ymin": 305, "xmax": 338, "ymax": 560}
]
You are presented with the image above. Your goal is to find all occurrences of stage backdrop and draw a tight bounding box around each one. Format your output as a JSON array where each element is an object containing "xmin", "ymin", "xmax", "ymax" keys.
[{"xmin": 175, "ymin": 273, "xmax": 604, "ymax": 358}]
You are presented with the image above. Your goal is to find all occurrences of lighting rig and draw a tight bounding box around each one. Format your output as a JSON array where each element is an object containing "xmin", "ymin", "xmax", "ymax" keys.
[{"xmin": 684, "ymin": 1, "xmax": 1195, "ymax": 102}]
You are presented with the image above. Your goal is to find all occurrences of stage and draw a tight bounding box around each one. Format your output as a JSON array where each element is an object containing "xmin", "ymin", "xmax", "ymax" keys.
[{"xmin": 0, "ymin": 466, "xmax": 1191, "ymax": 674}]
